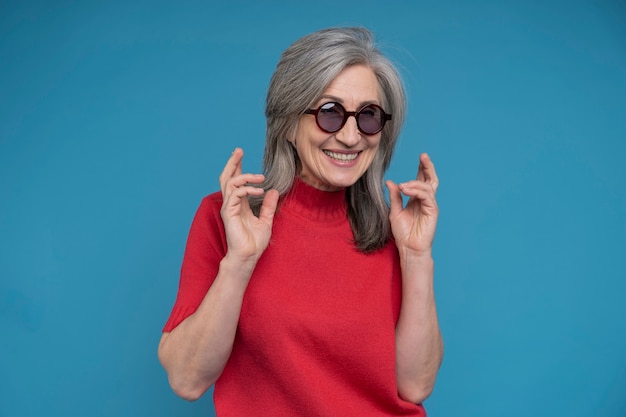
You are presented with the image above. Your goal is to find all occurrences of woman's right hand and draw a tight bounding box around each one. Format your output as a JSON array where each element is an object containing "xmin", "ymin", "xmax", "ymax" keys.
[{"xmin": 219, "ymin": 148, "xmax": 279, "ymax": 266}]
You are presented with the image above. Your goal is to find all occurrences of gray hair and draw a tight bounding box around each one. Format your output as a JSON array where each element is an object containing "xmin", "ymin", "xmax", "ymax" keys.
[{"xmin": 251, "ymin": 27, "xmax": 406, "ymax": 252}]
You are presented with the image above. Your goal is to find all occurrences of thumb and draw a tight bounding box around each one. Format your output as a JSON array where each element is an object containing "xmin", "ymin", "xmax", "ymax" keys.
[
  {"xmin": 258, "ymin": 189, "xmax": 280, "ymax": 225},
  {"xmin": 386, "ymin": 180, "xmax": 403, "ymax": 218}
]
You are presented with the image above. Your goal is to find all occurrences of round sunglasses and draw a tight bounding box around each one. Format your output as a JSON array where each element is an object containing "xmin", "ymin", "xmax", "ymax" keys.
[{"xmin": 304, "ymin": 102, "xmax": 392, "ymax": 135}]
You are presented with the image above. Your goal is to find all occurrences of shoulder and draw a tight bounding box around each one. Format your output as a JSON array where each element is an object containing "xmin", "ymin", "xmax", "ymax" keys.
[
  {"xmin": 187, "ymin": 191, "xmax": 225, "ymax": 240},
  {"xmin": 193, "ymin": 191, "xmax": 223, "ymax": 218},
  {"xmin": 200, "ymin": 191, "xmax": 223, "ymax": 208}
]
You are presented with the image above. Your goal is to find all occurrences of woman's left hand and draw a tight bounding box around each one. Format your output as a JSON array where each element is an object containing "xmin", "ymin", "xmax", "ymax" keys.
[{"xmin": 386, "ymin": 153, "xmax": 439, "ymax": 257}]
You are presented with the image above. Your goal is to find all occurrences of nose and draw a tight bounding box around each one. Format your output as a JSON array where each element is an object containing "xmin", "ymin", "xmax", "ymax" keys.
[{"xmin": 335, "ymin": 115, "xmax": 361, "ymax": 147}]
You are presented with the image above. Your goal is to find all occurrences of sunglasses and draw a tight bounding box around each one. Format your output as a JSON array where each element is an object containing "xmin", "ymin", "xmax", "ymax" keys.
[{"xmin": 304, "ymin": 102, "xmax": 392, "ymax": 135}]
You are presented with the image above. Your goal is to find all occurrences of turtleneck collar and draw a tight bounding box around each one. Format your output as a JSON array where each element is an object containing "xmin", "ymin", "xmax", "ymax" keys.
[{"xmin": 281, "ymin": 177, "xmax": 347, "ymax": 222}]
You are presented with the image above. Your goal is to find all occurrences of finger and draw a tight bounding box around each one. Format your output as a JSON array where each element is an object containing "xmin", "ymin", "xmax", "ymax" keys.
[
  {"xmin": 224, "ymin": 185, "xmax": 266, "ymax": 204},
  {"xmin": 221, "ymin": 185, "xmax": 265, "ymax": 216},
  {"xmin": 399, "ymin": 181, "xmax": 436, "ymax": 198},
  {"xmin": 221, "ymin": 174, "xmax": 265, "ymax": 203},
  {"xmin": 222, "ymin": 177, "xmax": 265, "ymax": 207},
  {"xmin": 399, "ymin": 181, "xmax": 438, "ymax": 208},
  {"xmin": 219, "ymin": 148, "xmax": 244, "ymax": 193},
  {"xmin": 225, "ymin": 173, "xmax": 265, "ymax": 189},
  {"xmin": 417, "ymin": 155, "xmax": 426, "ymax": 182},
  {"xmin": 422, "ymin": 154, "xmax": 438, "ymax": 181},
  {"xmin": 418, "ymin": 153, "xmax": 439, "ymax": 191},
  {"xmin": 386, "ymin": 180, "xmax": 404, "ymax": 217}
]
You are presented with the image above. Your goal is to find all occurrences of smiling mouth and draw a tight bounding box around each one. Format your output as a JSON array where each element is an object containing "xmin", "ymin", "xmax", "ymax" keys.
[{"xmin": 324, "ymin": 150, "xmax": 360, "ymax": 161}]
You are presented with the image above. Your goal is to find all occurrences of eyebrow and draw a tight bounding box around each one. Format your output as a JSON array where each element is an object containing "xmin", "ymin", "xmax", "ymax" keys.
[{"xmin": 315, "ymin": 95, "xmax": 380, "ymax": 108}]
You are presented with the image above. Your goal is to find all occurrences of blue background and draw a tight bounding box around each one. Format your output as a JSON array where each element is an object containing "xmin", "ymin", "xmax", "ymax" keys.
[{"xmin": 1, "ymin": 1, "xmax": 625, "ymax": 416}]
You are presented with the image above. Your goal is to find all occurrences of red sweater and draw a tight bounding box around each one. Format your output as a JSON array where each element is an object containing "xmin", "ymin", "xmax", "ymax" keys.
[{"xmin": 163, "ymin": 178, "xmax": 426, "ymax": 416}]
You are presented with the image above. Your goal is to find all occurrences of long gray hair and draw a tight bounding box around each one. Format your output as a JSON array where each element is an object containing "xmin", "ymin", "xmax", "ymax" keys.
[{"xmin": 250, "ymin": 27, "xmax": 406, "ymax": 252}]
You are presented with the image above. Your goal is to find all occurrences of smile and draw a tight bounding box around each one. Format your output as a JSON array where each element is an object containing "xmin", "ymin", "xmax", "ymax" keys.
[{"xmin": 323, "ymin": 151, "xmax": 360, "ymax": 161}]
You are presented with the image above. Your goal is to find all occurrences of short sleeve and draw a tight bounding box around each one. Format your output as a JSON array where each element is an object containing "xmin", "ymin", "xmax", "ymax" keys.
[{"xmin": 162, "ymin": 193, "xmax": 227, "ymax": 332}]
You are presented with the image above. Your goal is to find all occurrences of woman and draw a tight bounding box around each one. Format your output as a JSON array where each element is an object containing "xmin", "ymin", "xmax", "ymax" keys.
[{"xmin": 158, "ymin": 27, "xmax": 443, "ymax": 416}]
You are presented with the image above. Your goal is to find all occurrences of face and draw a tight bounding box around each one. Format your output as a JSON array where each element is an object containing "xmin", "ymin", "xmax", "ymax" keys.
[{"xmin": 290, "ymin": 65, "xmax": 383, "ymax": 191}]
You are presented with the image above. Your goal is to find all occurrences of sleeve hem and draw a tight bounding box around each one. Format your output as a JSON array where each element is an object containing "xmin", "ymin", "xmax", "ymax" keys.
[{"xmin": 162, "ymin": 304, "xmax": 198, "ymax": 333}]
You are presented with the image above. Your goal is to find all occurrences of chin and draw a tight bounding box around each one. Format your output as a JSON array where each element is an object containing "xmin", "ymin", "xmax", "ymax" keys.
[{"xmin": 328, "ymin": 175, "xmax": 363, "ymax": 189}]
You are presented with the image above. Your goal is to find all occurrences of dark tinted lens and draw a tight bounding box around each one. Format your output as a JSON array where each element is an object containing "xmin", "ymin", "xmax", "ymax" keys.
[
  {"xmin": 356, "ymin": 105, "xmax": 383, "ymax": 134},
  {"xmin": 317, "ymin": 102, "xmax": 345, "ymax": 132}
]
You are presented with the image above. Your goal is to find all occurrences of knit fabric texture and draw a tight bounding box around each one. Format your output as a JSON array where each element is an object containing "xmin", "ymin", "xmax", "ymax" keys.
[{"xmin": 163, "ymin": 177, "xmax": 426, "ymax": 416}]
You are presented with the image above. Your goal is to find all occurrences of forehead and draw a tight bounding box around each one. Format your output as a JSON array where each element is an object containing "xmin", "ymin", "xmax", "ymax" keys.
[{"xmin": 319, "ymin": 65, "xmax": 381, "ymax": 105}]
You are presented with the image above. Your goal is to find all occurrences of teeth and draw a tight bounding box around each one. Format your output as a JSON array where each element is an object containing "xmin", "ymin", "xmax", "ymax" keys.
[{"xmin": 324, "ymin": 151, "xmax": 359, "ymax": 161}]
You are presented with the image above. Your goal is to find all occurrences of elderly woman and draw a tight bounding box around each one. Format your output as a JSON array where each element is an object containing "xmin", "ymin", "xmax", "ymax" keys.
[{"xmin": 158, "ymin": 27, "xmax": 443, "ymax": 416}]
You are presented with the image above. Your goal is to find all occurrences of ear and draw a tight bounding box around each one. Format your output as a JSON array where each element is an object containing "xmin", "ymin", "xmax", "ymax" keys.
[{"xmin": 286, "ymin": 125, "xmax": 298, "ymax": 147}]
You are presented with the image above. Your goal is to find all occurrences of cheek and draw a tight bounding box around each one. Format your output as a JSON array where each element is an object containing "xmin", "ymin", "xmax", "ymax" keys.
[
  {"xmin": 363, "ymin": 141, "xmax": 383, "ymax": 166},
  {"xmin": 367, "ymin": 139, "xmax": 382, "ymax": 157}
]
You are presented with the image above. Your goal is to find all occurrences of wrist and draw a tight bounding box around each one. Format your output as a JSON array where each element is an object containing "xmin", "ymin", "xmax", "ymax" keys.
[
  {"xmin": 398, "ymin": 247, "xmax": 433, "ymax": 262},
  {"xmin": 220, "ymin": 253, "xmax": 258, "ymax": 279},
  {"xmin": 398, "ymin": 249, "xmax": 435, "ymax": 285}
]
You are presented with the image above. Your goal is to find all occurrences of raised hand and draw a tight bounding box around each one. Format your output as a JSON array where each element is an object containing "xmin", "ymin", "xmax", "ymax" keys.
[
  {"xmin": 386, "ymin": 153, "xmax": 439, "ymax": 257},
  {"xmin": 219, "ymin": 148, "xmax": 279, "ymax": 264}
]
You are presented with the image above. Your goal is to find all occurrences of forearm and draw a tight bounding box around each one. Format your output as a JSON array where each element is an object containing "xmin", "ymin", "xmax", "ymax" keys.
[
  {"xmin": 395, "ymin": 252, "xmax": 444, "ymax": 404},
  {"xmin": 158, "ymin": 256, "xmax": 255, "ymax": 401}
]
